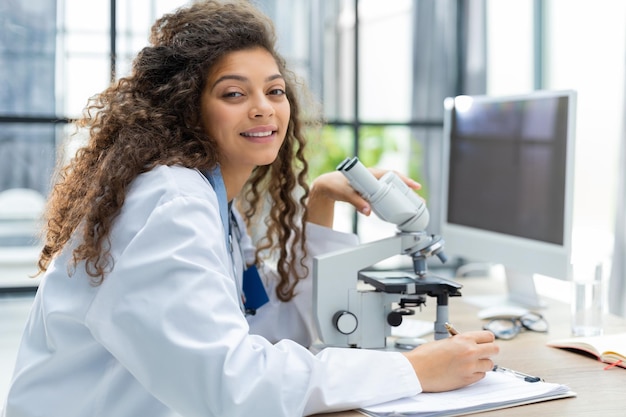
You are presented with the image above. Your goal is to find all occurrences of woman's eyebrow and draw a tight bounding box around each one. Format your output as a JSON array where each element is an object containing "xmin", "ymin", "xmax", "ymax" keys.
[{"xmin": 212, "ymin": 73, "xmax": 284, "ymax": 90}]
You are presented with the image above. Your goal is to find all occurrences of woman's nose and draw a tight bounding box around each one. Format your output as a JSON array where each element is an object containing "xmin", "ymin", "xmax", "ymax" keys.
[{"xmin": 249, "ymin": 94, "xmax": 274, "ymax": 118}]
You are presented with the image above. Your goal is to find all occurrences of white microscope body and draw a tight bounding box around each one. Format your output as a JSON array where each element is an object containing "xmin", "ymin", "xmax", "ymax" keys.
[{"xmin": 313, "ymin": 157, "xmax": 462, "ymax": 349}]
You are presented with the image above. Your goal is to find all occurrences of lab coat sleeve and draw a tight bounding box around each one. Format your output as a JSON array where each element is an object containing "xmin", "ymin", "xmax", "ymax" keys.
[{"xmin": 84, "ymin": 191, "xmax": 420, "ymax": 417}]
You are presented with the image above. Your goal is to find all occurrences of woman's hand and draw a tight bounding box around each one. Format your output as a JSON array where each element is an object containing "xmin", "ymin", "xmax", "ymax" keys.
[
  {"xmin": 402, "ymin": 330, "xmax": 499, "ymax": 392},
  {"xmin": 307, "ymin": 169, "xmax": 422, "ymax": 228}
]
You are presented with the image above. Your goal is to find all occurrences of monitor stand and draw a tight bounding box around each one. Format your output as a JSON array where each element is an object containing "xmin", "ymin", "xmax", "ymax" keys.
[{"xmin": 461, "ymin": 265, "xmax": 547, "ymax": 312}]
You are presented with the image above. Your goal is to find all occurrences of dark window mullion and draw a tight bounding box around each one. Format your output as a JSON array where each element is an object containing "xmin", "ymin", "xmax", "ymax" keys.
[{"xmin": 110, "ymin": 0, "xmax": 117, "ymax": 82}]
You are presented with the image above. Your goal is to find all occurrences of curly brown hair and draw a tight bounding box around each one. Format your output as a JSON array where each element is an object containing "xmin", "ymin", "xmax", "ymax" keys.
[{"xmin": 38, "ymin": 0, "xmax": 312, "ymax": 302}]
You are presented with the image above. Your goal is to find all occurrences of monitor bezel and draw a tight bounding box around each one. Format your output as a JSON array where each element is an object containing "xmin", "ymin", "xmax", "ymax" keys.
[{"xmin": 440, "ymin": 90, "xmax": 577, "ymax": 302}]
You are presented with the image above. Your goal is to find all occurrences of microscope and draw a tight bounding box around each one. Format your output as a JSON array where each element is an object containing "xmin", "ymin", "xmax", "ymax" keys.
[{"xmin": 313, "ymin": 157, "xmax": 462, "ymax": 349}]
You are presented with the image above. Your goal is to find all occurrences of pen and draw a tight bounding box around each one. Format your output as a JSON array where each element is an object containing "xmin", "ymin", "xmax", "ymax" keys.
[
  {"xmin": 493, "ymin": 364, "xmax": 543, "ymax": 383},
  {"xmin": 444, "ymin": 322, "xmax": 459, "ymax": 336}
]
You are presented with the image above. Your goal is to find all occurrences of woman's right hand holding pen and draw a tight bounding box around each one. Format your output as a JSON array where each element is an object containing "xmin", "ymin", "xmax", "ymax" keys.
[{"xmin": 401, "ymin": 330, "xmax": 499, "ymax": 393}]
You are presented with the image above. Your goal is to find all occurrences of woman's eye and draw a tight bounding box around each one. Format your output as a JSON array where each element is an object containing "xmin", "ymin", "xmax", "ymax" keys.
[
  {"xmin": 269, "ymin": 88, "xmax": 286, "ymax": 96},
  {"xmin": 223, "ymin": 91, "xmax": 244, "ymax": 98}
]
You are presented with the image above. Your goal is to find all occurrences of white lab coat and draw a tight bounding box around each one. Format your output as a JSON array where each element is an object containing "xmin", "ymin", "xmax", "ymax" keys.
[{"xmin": 2, "ymin": 165, "xmax": 420, "ymax": 417}]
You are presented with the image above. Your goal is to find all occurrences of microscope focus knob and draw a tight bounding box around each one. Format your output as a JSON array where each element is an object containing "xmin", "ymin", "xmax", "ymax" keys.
[
  {"xmin": 333, "ymin": 311, "xmax": 358, "ymax": 335},
  {"xmin": 387, "ymin": 307, "xmax": 415, "ymax": 327},
  {"xmin": 387, "ymin": 311, "xmax": 403, "ymax": 327}
]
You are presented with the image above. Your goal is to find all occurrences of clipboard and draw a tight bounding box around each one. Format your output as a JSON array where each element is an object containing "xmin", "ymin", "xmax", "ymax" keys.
[{"xmin": 359, "ymin": 369, "xmax": 575, "ymax": 417}]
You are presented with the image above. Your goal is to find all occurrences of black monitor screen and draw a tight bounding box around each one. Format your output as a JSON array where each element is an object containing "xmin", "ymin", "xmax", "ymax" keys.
[{"xmin": 447, "ymin": 95, "xmax": 571, "ymax": 245}]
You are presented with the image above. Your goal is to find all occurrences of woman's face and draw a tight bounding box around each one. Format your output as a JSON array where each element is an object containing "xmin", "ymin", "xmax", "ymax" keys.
[{"xmin": 201, "ymin": 47, "xmax": 290, "ymax": 177}]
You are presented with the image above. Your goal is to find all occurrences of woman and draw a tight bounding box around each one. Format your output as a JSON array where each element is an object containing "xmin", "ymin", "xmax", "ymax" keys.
[{"xmin": 2, "ymin": 1, "xmax": 498, "ymax": 416}]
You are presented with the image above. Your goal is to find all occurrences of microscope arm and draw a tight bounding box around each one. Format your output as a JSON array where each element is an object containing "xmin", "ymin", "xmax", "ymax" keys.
[{"xmin": 313, "ymin": 234, "xmax": 422, "ymax": 347}]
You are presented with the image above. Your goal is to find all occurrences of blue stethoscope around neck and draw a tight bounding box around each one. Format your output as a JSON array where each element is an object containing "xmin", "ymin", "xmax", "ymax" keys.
[
  {"xmin": 202, "ymin": 166, "xmax": 231, "ymax": 249},
  {"xmin": 201, "ymin": 166, "xmax": 268, "ymax": 315}
]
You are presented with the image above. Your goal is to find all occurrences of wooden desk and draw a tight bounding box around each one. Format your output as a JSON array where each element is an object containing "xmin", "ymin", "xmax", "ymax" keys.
[{"xmin": 315, "ymin": 276, "xmax": 626, "ymax": 417}]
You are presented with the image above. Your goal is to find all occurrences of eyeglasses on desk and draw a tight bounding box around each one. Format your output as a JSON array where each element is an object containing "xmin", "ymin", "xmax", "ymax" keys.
[{"xmin": 483, "ymin": 312, "xmax": 548, "ymax": 340}]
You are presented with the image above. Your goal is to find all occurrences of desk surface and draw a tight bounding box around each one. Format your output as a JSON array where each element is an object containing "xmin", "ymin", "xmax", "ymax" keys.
[{"xmin": 314, "ymin": 275, "xmax": 626, "ymax": 417}]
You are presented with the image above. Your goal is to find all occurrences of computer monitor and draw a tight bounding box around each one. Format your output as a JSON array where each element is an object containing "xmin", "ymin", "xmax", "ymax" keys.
[{"xmin": 440, "ymin": 90, "xmax": 577, "ymax": 309}]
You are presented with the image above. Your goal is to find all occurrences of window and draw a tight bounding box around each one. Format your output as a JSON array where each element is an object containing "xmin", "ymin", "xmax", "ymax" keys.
[{"xmin": 0, "ymin": 0, "xmax": 188, "ymax": 288}]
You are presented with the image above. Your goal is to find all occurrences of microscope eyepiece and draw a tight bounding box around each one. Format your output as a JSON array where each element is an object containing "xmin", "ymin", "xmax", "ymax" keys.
[{"xmin": 337, "ymin": 157, "xmax": 429, "ymax": 232}]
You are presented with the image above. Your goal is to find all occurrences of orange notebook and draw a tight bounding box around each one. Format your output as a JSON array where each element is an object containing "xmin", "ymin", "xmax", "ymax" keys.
[{"xmin": 547, "ymin": 333, "xmax": 626, "ymax": 368}]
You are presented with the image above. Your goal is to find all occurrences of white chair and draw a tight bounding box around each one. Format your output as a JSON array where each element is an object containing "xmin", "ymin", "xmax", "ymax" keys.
[
  {"xmin": 0, "ymin": 188, "xmax": 46, "ymax": 288},
  {"xmin": 0, "ymin": 188, "xmax": 46, "ymax": 220}
]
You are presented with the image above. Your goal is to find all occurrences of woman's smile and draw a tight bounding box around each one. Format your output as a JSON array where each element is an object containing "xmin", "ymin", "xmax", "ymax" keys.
[{"xmin": 240, "ymin": 124, "xmax": 278, "ymax": 142}]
